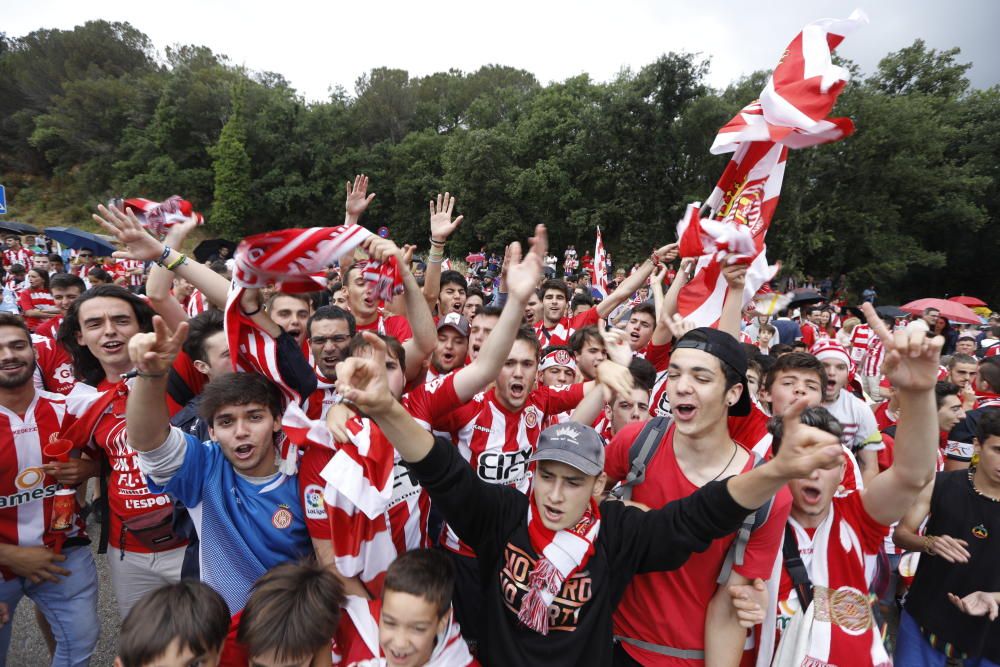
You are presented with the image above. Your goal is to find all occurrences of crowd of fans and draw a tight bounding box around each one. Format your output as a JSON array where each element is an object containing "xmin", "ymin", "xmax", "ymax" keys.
[{"xmin": 0, "ymin": 178, "xmax": 997, "ymax": 667}]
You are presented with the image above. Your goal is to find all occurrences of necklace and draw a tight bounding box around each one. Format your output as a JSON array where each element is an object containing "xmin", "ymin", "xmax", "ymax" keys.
[
  {"xmin": 968, "ymin": 467, "xmax": 1000, "ymax": 503},
  {"xmin": 710, "ymin": 443, "xmax": 740, "ymax": 482}
]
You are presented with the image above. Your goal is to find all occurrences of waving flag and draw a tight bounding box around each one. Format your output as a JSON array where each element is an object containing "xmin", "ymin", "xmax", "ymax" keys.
[
  {"xmin": 677, "ymin": 10, "xmax": 867, "ymax": 327},
  {"xmin": 594, "ymin": 226, "xmax": 608, "ymax": 298}
]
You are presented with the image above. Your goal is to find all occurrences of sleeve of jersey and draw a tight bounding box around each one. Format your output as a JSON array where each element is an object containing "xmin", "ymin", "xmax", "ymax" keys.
[
  {"xmin": 141, "ymin": 429, "xmax": 207, "ymax": 508},
  {"xmin": 570, "ymin": 306, "xmax": 601, "ymax": 330},
  {"xmin": 298, "ymin": 447, "xmax": 332, "ymax": 539},
  {"xmin": 537, "ymin": 382, "xmax": 586, "ymax": 416},
  {"xmin": 608, "ymin": 479, "xmax": 753, "ymax": 575},
  {"xmin": 838, "ymin": 491, "xmax": 889, "ymax": 553},
  {"xmin": 645, "ymin": 341, "xmax": 671, "ymax": 372},
  {"xmin": 409, "ymin": 374, "xmax": 462, "ymax": 429},
  {"xmin": 604, "ymin": 422, "xmax": 644, "ymax": 482},
  {"xmin": 727, "ymin": 405, "xmax": 771, "ymax": 454},
  {"xmin": 409, "ymin": 435, "xmax": 521, "ymax": 557},
  {"xmin": 734, "ymin": 487, "xmax": 792, "ymax": 580}
]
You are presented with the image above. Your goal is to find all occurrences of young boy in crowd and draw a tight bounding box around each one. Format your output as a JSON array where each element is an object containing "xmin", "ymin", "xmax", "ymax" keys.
[
  {"xmin": 115, "ymin": 581, "xmax": 230, "ymax": 667},
  {"xmin": 337, "ymin": 549, "xmax": 476, "ymax": 666}
]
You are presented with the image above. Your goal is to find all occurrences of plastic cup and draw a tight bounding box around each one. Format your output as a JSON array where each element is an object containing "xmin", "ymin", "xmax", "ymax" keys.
[{"xmin": 44, "ymin": 438, "xmax": 73, "ymax": 463}]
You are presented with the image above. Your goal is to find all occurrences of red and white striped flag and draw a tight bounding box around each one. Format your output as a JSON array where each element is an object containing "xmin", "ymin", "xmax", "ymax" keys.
[
  {"xmin": 121, "ymin": 196, "xmax": 204, "ymax": 238},
  {"xmin": 594, "ymin": 226, "xmax": 608, "ymax": 298},
  {"xmin": 677, "ymin": 10, "xmax": 866, "ymax": 327}
]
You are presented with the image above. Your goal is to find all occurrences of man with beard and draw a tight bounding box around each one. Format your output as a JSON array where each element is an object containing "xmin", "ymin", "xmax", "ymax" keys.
[
  {"xmin": 126, "ymin": 319, "xmax": 312, "ymax": 614},
  {"xmin": 0, "ymin": 314, "xmax": 99, "ymax": 665},
  {"xmin": 307, "ymin": 305, "xmax": 356, "ymax": 387}
]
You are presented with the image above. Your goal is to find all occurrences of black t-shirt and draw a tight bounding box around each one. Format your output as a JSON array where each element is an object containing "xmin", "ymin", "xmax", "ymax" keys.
[
  {"xmin": 410, "ymin": 437, "xmax": 754, "ymax": 666},
  {"xmin": 905, "ymin": 470, "xmax": 1000, "ymax": 660}
]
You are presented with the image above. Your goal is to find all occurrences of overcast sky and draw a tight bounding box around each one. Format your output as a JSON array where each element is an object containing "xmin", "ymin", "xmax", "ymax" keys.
[{"xmin": 6, "ymin": 0, "xmax": 998, "ymax": 101}]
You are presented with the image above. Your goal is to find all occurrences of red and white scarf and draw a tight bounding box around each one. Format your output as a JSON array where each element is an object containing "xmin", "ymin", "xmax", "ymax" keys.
[
  {"xmin": 283, "ymin": 404, "xmax": 399, "ymax": 589},
  {"xmin": 122, "ymin": 196, "xmax": 203, "ymax": 237},
  {"xmin": 519, "ymin": 495, "xmax": 601, "ymax": 635},
  {"xmin": 224, "ymin": 226, "xmax": 402, "ymax": 405}
]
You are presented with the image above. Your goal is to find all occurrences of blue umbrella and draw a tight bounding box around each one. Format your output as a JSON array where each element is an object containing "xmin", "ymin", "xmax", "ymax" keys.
[{"xmin": 44, "ymin": 227, "xmax": 117, "ymax": 256}]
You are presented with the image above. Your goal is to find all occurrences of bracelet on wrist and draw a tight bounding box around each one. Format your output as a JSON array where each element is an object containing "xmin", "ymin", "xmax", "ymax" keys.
[
  {"xmin": 924, "ymin": 535, "xmax": 936, "ymax": 555},
  {"xmin": 429, "ymin": 237, "xmax": 446, "ymax": 246},
  {"xmin": 242, "ymin": 304, "xmax": 263, "ymax": 317},
  {"xmin": 156, "ymin": 245, "xmax": 172, "ymax": 265},
  {"xmin": 165, "ymin": 253, "xmax": 188, "ymax": 271}
]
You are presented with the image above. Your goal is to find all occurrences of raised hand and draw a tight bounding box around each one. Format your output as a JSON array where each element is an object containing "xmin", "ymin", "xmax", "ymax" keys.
[
  {"xmin": 595, "ymin": 359, "xmax": 634, "ymax": 398},
  {"xmin": 662, "ymin": 313, "xmax": 698, "ymax": 339},
  {"xmin": 861, "ymin": 302, "xmax": 943, "ymax": 392},
  {"xmin": 505, "ymin": 225, "xmax": 546, "ymax": 303},
  {"xmin": 429, "ymin": 193, "xmax": 463, "ymax": 241},
  {"xmin": 771, "ymin": 398, "xmax": 844, "ymax": 479},
  {"xmin": 653, "ymin": 242, "xmax": 679, "ymax": 265},
  {"xmin": 600, "ymin": 328, "xmax": 632, "ymax": 367},
  {"xmin": 345, "ymin": 174, "xmax": 376, "ymax": 222},
  {"xmin": 162, "ymin": 209, "xmax": 201, "ymax": 249},
  {"xmin": 127, "ymin": 316, "xmax": 189, "ymax": 376},
  {"xmin": 727, "ymin": 578, "xmax": 768, "ymax": 628},
  {"xmin": 334, "ymin": 332, "xmax": 394, "ymax": 417},
  {"xmin": 948, "ymin": 591, "xmax": 999, "ymax": 620},
  {"xmin": 93, "ymin": 204, "xmax": 165, "ymax": 262},
  {"xmin": 363, "ymin": 236, "xmax": 403, "ymax": 265},
  {"xmin": 721, "ymin": 255, "xmax": 748, "ymax": 290}
]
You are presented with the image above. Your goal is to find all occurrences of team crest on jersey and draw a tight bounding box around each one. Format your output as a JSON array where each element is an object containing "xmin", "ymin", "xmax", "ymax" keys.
[
  {"xmin": 271, "ymin": 504, "xmax": 293, "ymax": 529},
  {"xmin": 972, "ymin": 523, "xmax": 988, "ymax": 539},
  {"xmin": 524, "ymin": 408, "xmax": 538, "ymax": 428},
  {"xmin": 302, "ymin": 485, "xmax": 326, "ymax": 520}
]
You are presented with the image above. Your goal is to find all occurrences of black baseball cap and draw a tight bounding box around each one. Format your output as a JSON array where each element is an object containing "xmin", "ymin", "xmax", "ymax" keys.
[{"xmin": 673, "ymin": 327, "xmax": 751, "ymax": 416}]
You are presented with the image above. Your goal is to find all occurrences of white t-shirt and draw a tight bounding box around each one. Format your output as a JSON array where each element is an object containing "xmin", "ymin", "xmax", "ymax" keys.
[{"xmin": 824, "ymin": 389, "xmax": 883, "ymax": 453}]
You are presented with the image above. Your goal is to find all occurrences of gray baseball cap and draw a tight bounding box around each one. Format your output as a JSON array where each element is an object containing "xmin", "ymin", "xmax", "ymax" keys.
[{"xmin": 529, "ymin": 422, "xmax": 605, "ymax": 477}]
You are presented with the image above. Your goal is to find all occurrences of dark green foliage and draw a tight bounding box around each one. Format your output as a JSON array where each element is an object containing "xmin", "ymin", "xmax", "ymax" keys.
[{"xmin": 0, "ymin": 24, "xmax": 996, "ymax": 304}]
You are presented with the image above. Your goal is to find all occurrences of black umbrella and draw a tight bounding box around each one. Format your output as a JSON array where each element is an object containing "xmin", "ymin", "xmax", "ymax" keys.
[
  {"xmin": 788, "ymin": 289, "xmax": 825, "ymax": 306},
  {"xmin": 194, "ymin": 239, "xmax": 237, "ymax": 263},
  {"xmin": 44, "ymin": 227, "xmax": 116, "ymax": 256},
  {"xmin": 0, "ymin": 220, "xmax": 40, "ymax": 236},
  {"xmin": 875, "ymin": 305, "xmax": 907, "ymax": 319}
]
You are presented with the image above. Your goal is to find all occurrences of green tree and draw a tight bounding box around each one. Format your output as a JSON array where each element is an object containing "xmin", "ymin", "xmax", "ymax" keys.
[{"xmin": 209, "ymin": 91, "xmax": 251, "ymax": 239}]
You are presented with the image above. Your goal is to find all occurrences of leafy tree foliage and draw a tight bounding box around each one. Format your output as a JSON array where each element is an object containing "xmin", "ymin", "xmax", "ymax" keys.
[{"xmin": 0, "ymin": 23, "xmax": 996, "ymax": 304}]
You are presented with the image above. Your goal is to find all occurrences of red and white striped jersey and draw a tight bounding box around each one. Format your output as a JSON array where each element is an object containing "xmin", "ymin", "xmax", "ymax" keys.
[
  {"xmin": 184, "ymin": 289, "xmax": 210, "ymax": 318},
  {"xmin": 17, "ymin": 289, "xmax": 56, "ymax": 331},
  {"xmin": 34, "ymin": 315, "xmax": 63, "ymax": 340},
  {"xmin": 849, "ymin": 323, "xmax": 873, "ymax": 365},
  {"xmin": 0, "ymin": 391, "xmax": 87, "ymax": 581},
  {"xmin": 862, "ymin": 334, "xmax": 885, "ymax": 378},
  {"xmin": 533, "ymin": 306, "xmax": 600, "ymax": 347},
  {"xmin": 2, "ymin": 247, "xmax": 33, "ymax": 269},
  {"xmin": 31, "ymin": 333, "xmax": 75, "ymax": 395},
  {"xmin": 408, "ymin": 373, "xmax": 584, "ymax": 555},
  {"xmin": 115, "ymin": 259, "xmax": 145, "ymax": 288},
  {"xmin": 294, "ymin": 412, "xmax": 428, "ymax": 598}
]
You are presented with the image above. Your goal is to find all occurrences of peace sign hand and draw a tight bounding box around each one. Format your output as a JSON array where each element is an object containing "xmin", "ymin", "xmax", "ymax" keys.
[{"xmin": 127, "ymin": 316, "xmax": 189, "ymax": 376}]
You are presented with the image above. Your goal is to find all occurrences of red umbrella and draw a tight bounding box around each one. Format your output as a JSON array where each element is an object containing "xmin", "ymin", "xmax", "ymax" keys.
[
  {"xmin": 900, "ymin": 298, "xmax": 980, "ymax": 325},
  {"xmin": 948, "ymin": 295, "xmax": 987, "ymax": 308}
]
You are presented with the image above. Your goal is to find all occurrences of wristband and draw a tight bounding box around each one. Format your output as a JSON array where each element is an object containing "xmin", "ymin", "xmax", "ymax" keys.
[
  {"xmin": 430, "ymin": 237, "xmax": 446, "ymax": 247},
  {"xmin": 156, "ymin": 245, "xmax": 172, "ymax": 265},
  {"xmin": 242, "ymin": 304, "xmax": 262, "ymax": 317},
  {"xmin": 165, "ymin": 253, "xmax": 188, "ymax": 271},
  {"xmin": 924, "ymin": 535, "xmax": 936, "ymax": 555}
]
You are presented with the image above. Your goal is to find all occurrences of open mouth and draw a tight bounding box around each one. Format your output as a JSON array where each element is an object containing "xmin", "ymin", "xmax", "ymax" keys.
[
  {"xmin": 800, "ymin": 486, "xmax": 822, "ymax": 505},
  {"xmin": 233, "ymin": 443, "xmax": 255, "ymax": 461},
  {"xmin": 441, "ymin": 352, "xmax": 455, "ymax": 365},
  {"xmin": 0, "ymin": 362, "xmax": 26, "ymax": 372},
  {"xmin": 385, "ymin": 648, "xmax": 412, "ymax": 665},
  {"xmin": 509, "ymin": 382, "xmax": 526, "ymax": 399},
  {"xmin": 543, "ymin": 504, "xmax": 564, "ymax": 523},
  {"xmin": 673, "ymin": 403, "xmax": 697, "ymax": 421},
  {"xmin": 101, "ymin": 341, "xmax": 125, "ymax": 354}
]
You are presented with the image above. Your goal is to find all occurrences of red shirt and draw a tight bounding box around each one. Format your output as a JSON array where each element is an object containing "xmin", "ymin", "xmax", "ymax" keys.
[
  {"xmin": 607, "ymin": 421, "xmax": 791, "ymax": 665},
  {"xmin": 534, "ymin": 306, "xmax": 600, "ymax": 347},
  {"xmin": 31, "ymin": 334, "xmax": 75, "ymax": 395},
  {"xmin": 34, "ymin": 315, "xmax": 63, "ymax": 340},
  {"xmin": 356, "ymin": 312, "xmax": 412, "ymax": 343},
  {"xmin": 70, "ymin": 380, "xmax": 184, "ymax": 552},
  {"xmin": 2, "ymin": 247, "xmax": 33, "ymax": 269},
  {"xmin": 0, "ymin": 391, "xmax": 89, "ymax": 580},
  {"xmin": 17, "ymin": 289, "xmax": 56, "ymax": 331}
]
